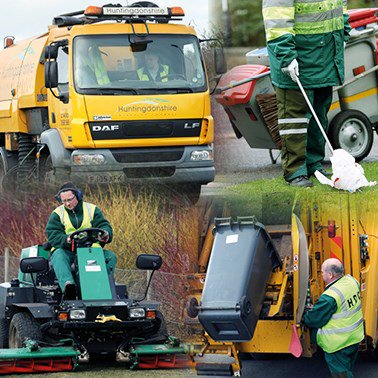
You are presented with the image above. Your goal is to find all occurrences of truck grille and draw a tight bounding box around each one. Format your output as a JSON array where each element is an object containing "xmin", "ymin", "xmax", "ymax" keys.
[
  {"xmin": 89, "ymin": 119, "xmax": 202, "ymax": 140},
  {"xmin": 112, "ymin": 147, "xmax": 184, "ymax": 163}
]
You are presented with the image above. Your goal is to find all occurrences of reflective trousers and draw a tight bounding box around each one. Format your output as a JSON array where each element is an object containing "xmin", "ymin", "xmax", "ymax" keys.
[
  {"xmin": 275, "ymin": 86, "xmax": 333, "ymax": 181},
  {"xmin": 51, "ymin": 248, "xmax": 117, "ymax": 290}
]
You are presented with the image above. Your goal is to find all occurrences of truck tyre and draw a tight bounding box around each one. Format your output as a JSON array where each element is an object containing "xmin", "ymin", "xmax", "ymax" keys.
[
  {"xmin": 8, "ymin": 312, "xmax": 42, "ymax": 348},
  {"xmin": 0, "ymin": 319, "xmax": 9, "ymax": 348},
  {"xmin": 329, "ymin": 110, "xmax": 373, "ymax": 162}
]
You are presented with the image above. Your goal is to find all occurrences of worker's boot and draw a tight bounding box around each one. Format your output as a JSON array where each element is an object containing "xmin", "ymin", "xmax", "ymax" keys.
[{"xmin": 288, "ymin": 176, "xmax": 313, "ymax": 187}]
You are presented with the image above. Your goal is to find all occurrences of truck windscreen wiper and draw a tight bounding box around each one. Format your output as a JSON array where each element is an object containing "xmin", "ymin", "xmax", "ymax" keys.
[{"xmin": 149, "ymin": 87, "xmax": 194, "ymax": 93}]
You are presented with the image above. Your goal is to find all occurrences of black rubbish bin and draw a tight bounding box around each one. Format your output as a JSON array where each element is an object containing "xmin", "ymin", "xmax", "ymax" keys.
[{"xmin": 198, "ymin": 217, "xmax": 282, "ymax": 342}]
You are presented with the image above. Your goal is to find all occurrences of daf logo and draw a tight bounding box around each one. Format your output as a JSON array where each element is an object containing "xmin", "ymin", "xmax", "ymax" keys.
[
  {"xmin": 184, "ymin": 122, "xmax": 200, "ymax": 129},
  {"xmin": 92, "ymin": 125, "xmax": 119, "ymax": 132}
]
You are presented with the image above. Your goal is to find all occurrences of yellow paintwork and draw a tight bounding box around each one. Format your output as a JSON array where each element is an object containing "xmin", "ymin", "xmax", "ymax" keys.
[
  {"xmin": 0, "ymin": 20, "xmax": 212, "ymax": 151},
  {"xmin": 340, "ymin": 88, "xmax": 378, "ymax": 104}
]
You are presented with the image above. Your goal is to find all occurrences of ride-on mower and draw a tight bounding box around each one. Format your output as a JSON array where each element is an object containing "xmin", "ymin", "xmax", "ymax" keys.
[{"xmin": 0, "ymin": 227, "xmax": 189, "ymax": 374}]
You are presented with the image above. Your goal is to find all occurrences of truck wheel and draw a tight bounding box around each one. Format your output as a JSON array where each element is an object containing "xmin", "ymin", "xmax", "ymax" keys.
[
  {"xmin": 329, "ymin": 110, "xmax": 373, "ymax": 162},
  {"xmin": 0, "ymin": 319, "xmax": 9, "ymax": 348},
  {"xmin": 8, "ymin": 312, "xmax": 42, "ymax": 348}
]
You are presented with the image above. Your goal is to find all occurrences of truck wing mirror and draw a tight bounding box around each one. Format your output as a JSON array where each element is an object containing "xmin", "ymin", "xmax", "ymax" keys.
[
  {"xmin": 44, "ymin": 61, "xmax": 58, "ymax": 88},
  {"xmin": 44, "ymin": 45, "xmax": 59, "ymax": 60},
  {"xmin": 20, "ymin": 257, "xmax": 48, "ymax": 274},
  {"xmin": 136, "ymin": 254, "xmax": 162, "ymax": 271},
  {"xmin": 215, "ymin": 47, "xmax": 227, "ymax": 75}
]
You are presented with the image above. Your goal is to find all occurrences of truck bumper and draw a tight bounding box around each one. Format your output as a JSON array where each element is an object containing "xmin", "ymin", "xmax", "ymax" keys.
[{"xmin": 67, "ymin": 145, "xmax": 215, "ymax": 185}]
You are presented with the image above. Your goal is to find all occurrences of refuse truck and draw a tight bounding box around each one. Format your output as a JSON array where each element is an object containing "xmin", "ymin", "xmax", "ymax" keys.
[
  {"xmin": 185, "ymin": 195, "xmax": 378, "ymax": 376},
  {"xmin": 0, "ymin": 2, "xmax": 215, "ymax": 196},
  {"xmin": 0, "ymin": 227, "xmax": 190, "ymax": 374},
  {"xmin": 216, "ymin": 8, "xmax": 378, "ymax": 163}
]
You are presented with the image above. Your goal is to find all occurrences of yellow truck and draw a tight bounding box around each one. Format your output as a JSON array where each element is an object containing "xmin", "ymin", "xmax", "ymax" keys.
[
  {"xmin": 185, "ymin": 194, "xmax": 378, "ymax": 376},
  {"xmin": 0, "ymin": 2, "xmax": 214, "ymax": 194}
]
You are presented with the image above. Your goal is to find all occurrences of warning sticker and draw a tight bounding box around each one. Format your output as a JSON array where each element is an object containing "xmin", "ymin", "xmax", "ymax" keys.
[{"xmin": 226, "ymin": 234, "xmax": 239, "ymax": 244}]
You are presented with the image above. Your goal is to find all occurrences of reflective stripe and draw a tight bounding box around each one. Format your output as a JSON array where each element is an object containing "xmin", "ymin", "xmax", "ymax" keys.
[
  {"xmin": 265, "ymin": 19, "xmax": 294, "ymax": 29},
  {"xmin": 262, "ymin": 0, "xmax": 292, "ymax": 7},
  {"xmin": 278, "ymin": 118, "xmax": 309, "ymax": 124},
  {"xmin": 318, "ymin": 317, "xmax": 364, "ymax": 335},
  {"xmin": 295, "ymin": 8, "xmax": 343, "ymax": 23},
  {"xmin": 279, "ymin": 128, "xmax": 307, "ymax": 135},
  {"xmin": 137, "ymin": 65, "xmax": 169, "ymax": 82},
  {"xmin": 332, "ymin": 304, "xmax": 362, "ymax": 320},
  {"xmin": 327, "ymin": 285, "xmax": 348, "ymax": 312}
]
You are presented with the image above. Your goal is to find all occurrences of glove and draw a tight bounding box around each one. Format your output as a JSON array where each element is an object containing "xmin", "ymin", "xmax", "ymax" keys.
[
  {"xmin": 66, "ymin": 235, "xmax": 72, "ymax": 244},
  {"xmin": 282, "ymin": 58, "xmax": 299, "ymax": 82},
  {"xmin": 344, "ymin": 41, "xmax": 347, "ymax": 49},
  {"xmin": 100, "ymin": 230, "xmax": 109, "ymax": 244}
]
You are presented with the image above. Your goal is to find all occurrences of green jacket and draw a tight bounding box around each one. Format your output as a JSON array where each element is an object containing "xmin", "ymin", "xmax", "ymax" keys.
[
  {"xmin": 262, "ymin": 0, "xmax": 351, "ymax": 89},
  {"xmin": 46, "ymin": 200, "xmax": 113, "ymax": 250}
]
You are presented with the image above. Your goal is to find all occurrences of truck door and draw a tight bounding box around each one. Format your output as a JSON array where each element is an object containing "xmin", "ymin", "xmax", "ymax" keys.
[{"xmin": 46, "ymin": 42, "xmax": 71, "ymax": 144}]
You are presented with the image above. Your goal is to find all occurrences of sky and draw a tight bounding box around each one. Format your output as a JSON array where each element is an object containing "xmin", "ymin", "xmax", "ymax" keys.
[{"xmin": 0, "ymin": 0, "xmax": 209, "ymax": 45}]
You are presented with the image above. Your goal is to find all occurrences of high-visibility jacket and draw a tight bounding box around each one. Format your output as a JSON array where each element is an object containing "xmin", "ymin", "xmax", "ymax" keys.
[
  {"xmin": 53, "ymin": 202, "xmax": 101, "ymax": 249},
  {"xmin": 317, "ymin": 275, "xmax": 364, "ymax": 353},
  {"xmin": 82, "ymin": 55, "xmax": 110, "ymax": 86},
  {"xmin": 262, "ymin": 0, "xmax": 351, "ymax": 89},
  {"xmin": 137, "ymin": 65, "xmax": 169, "ymax": 82}
]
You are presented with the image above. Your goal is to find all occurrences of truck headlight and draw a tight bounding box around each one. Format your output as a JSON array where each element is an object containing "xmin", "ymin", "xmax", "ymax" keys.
[
  {"xmin": 190, "ymin": 150, "xmax": 213, "ymax": 161},
  {"xmin": 69, "ymin": 309, "xmax": 86, "ymax": 320},
  {"xmin": 129, "ymin": 308, "xmax": 145, "ymax": 319},
  {"xmin": 73, "ymin": 154, "xmax": 105, "ymax": 165}
]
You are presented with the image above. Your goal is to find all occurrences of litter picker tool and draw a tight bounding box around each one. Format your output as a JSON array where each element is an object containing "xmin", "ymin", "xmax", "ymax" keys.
[{"xmin": 294, "ymin": 75, "xmax": 334, "ymax": 153}]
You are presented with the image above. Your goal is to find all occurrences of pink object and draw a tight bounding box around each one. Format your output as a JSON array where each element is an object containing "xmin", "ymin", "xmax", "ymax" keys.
[{"xmin": 289, "ymin": 325, "xmax": 303, "ymax": 358}]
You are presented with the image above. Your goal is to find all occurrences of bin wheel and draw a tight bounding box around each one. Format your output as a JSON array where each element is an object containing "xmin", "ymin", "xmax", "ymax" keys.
[
  {"xmin": 9, "ymin": 312, "xmax": 42, "ymax": 348},
  {"xmin": 0, "ymin": 319, "xmax": 9, "ymax": 348},
  {"xmin": 329, "ymin": 110, "xmax": 373, "ymax": 162}
]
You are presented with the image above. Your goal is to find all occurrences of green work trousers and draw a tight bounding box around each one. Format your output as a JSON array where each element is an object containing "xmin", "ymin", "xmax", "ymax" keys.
[
  {"xmin": 324, "ymin": 343, "xmax": 359, "ymax": 378},
  {"xmin": 51, "ymin": 248, "xmax": 117, "ymax": 290},
  {"xmin": 275, "ymin": 86, "xmax": 333, "ymax": 181}
]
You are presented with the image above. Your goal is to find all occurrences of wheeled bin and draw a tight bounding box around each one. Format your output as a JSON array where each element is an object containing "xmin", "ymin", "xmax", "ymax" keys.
[{"xmin": 198, "ymin": 217, "xmax": 281, "ymax": 342}]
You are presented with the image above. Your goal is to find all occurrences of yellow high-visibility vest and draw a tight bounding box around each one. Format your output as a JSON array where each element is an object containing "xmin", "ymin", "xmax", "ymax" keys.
[
  {"xmin": 53, "ymin": 202, "xmax": 101, "ymax": 249},
  {"xmin": 317, "ymin": 275, "xmax": 364, "ymax": 353}
]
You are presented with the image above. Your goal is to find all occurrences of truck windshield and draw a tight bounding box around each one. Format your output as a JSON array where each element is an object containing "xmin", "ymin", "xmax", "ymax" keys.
[{"xmin": 73, "ymin": 34, "xmax": 207, "ymax": 94}]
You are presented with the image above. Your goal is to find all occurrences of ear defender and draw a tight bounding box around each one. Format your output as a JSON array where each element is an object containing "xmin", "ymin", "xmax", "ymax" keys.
[
  {"xmin": 56, "ymin": 195, "xmax": 62, "ymax": 204},
  {"xmin": 76, "ymin": 190, "xmax": 83, "ymax": 201}
]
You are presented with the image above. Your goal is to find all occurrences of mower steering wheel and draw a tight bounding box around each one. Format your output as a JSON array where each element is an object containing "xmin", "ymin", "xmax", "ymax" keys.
[{"xmin": 68, "ymin": 228, "xmax": 107, "ymax": 248}]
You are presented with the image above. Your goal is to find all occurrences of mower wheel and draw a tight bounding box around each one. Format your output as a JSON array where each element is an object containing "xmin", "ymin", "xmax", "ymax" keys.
[
  {"xmin": 9, "ymin": 312, "xmax": 42, "ymax": 348},
  {"xmin": 329, "ymin": 110, "xmax": 374, "ymax": 162},
  {"xmin": 0, "ymin": 319, "xmax": 9, "ymax": 348}
]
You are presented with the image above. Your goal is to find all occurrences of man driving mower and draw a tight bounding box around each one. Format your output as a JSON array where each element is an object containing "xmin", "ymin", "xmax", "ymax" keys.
[{"xmin": 46, "ymin": 182, "xmax": 116, "ymax": 298}]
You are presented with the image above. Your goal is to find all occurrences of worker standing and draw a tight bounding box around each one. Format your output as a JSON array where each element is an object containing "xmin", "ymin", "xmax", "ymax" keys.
[
  {"xmin": 262, "ymin": 1, "xmax": 351, "ymax": 187},
  {"xmin": 304, "ymin": 258, "xmax": 364, "ymax": 377}
]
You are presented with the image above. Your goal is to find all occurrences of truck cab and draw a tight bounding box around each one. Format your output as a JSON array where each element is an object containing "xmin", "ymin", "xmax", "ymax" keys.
[{"xmin": 0, "ymin": 3, "xmax": 214, "ymax": 195}]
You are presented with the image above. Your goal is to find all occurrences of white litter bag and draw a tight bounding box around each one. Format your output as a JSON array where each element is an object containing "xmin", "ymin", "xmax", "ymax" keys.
[{"xmin": 315, "ymin": 149, "xmax": 377, "ymax": 192}]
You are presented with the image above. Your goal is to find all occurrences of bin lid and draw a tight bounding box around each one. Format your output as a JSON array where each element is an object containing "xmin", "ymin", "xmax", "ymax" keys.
[
  {"xmin": 215, "ymin": 65, "xmax": 269, "ymax": 107},
  {"xmin": 348, "ymin": 8, "xmax": 378, "ymax": 28}
]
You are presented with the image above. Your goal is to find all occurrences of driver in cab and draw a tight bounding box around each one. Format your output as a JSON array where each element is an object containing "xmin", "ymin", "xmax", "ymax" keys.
[
  {"xmin": 46, "ymin": 182, "xmax": 116, "ymax": 296},
  {"xmin": 137, "ymin": 48, "xmax": 169, "ymax": 82}
]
